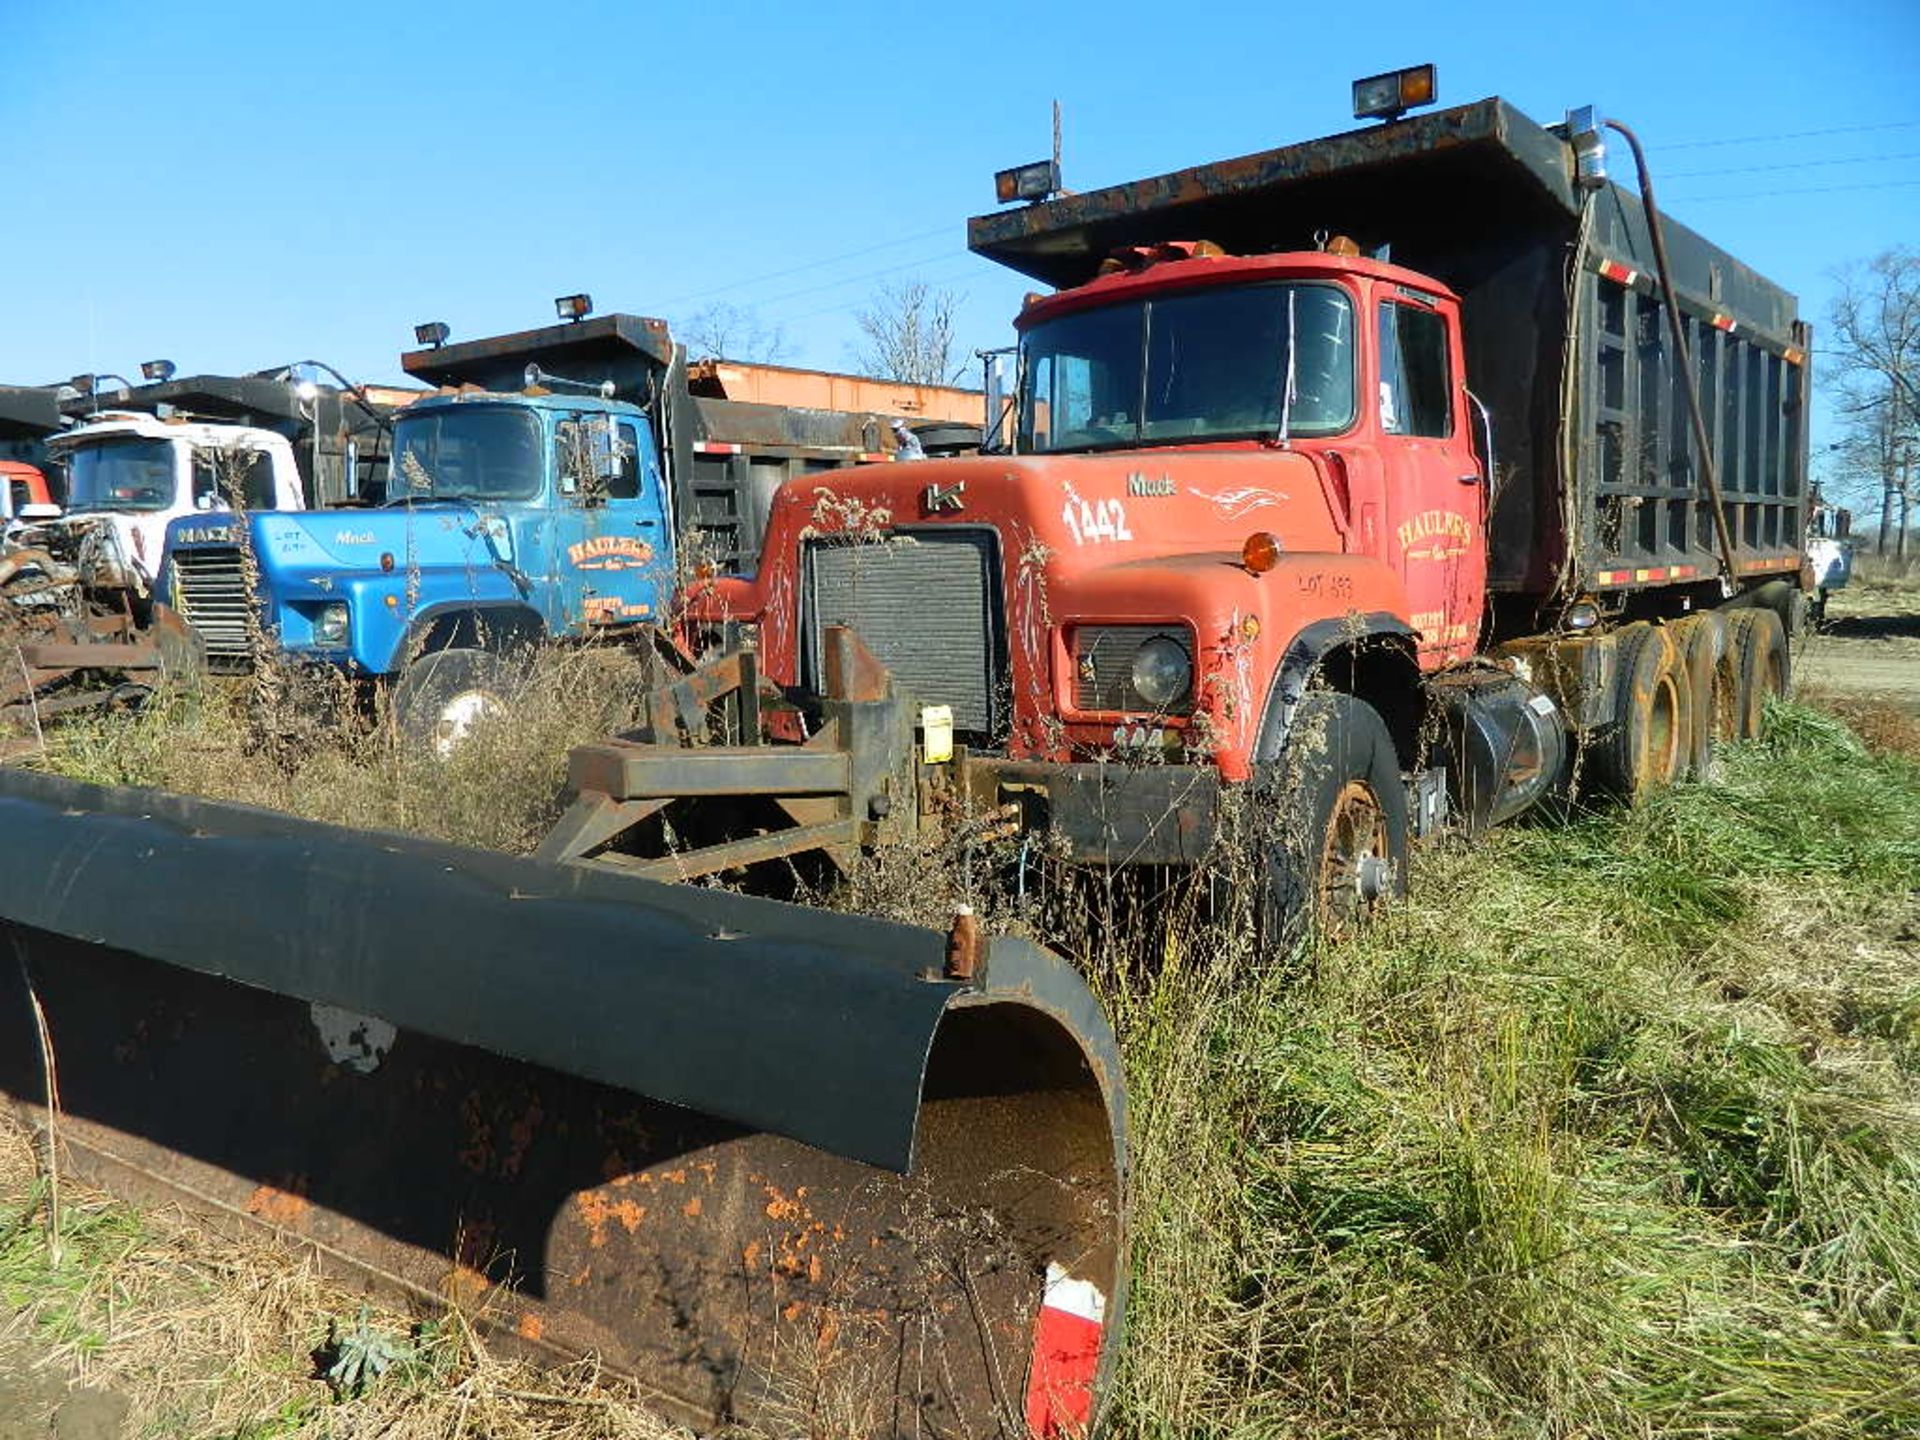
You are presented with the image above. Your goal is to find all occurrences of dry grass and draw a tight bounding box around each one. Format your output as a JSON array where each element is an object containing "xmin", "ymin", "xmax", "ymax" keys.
[
  {"xmin": 6, "ymin": 654, "xmax": 1920, "ymax": 1437},
  {"xmin": 21, "ymin": 643, "xmax": 654, "ymax": 855}
]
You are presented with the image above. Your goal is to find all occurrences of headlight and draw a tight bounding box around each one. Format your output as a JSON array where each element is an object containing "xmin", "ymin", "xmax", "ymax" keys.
[
  {"xmin": 1130, "ymin": 634, "xmax": 1192, "ymax": 708},
  {"xmin": 313, "ymin": 602, "xmax": 349, "ymax": 646}
]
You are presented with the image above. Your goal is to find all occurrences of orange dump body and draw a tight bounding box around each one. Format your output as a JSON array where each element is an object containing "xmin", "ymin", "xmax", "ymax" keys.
[{"xmin": 687, "ymin": 359, "xmax": 982, "ymax": 428}]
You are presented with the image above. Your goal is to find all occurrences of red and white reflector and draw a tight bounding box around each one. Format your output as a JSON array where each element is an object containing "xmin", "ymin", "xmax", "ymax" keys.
[
  {"xmin": 857, "ymin": 451, "xmax": 892, "ymax": 463},
  {"xmin": 693, "ymin": 441, "xmax": 743, "ymax": 455},
  {"xmin": 1711, "ymin": 313, "xmax": 1737, "ymax": 333},
  {"xmin": 1024, "ymin": 1263, "xmax": 1107, "ymax": 1437},
  {"xmin": 1597, "ymin": 259, "xmax": 1640, "ymax": 287}
]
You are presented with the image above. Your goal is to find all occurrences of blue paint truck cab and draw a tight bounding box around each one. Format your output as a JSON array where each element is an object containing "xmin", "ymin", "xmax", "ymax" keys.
[{"xmin": 159, "ymin": 310, "xmax": 980, "ymax": 748}]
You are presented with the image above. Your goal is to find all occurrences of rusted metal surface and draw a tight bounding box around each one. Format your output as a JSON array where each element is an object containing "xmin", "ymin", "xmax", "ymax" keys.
[
  {"xmin": 401, "ymin": 314, "xmax": 679, "ymax": 394},
  {"xmin": 0, "ymin": 769, "xmax": 1126, "ymax": 1437}
]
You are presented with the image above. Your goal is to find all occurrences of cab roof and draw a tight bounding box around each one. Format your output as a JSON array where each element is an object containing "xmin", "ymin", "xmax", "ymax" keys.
[{"xmin": 1015, "ymin": 248, "xmax": 1461, "ymax": 329}]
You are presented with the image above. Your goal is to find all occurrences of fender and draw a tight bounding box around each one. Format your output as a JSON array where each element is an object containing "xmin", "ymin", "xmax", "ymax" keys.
[
  {"xmin": 1254, "ymin": 611, "xmax": 1419, "ymax": 764},
  {"xmin": 386, "ymin": 600, "xmax": 548, "ymax": 674}
]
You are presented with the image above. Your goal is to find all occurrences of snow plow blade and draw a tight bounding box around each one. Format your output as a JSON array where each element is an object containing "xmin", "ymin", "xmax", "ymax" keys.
[{"xmin": 0, "ymin": 770, "xmax": 1125, "ymax": 1438}]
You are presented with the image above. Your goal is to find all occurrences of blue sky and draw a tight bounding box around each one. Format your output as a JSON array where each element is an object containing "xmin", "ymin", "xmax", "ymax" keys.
[{"xmin": 3, "ymin": 0, "xmax": 1915, "ymax": 479}]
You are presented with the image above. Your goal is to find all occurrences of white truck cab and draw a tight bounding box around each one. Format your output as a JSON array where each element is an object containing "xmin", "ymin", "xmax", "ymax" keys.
[{"xmin": 43, "ymin": 412, "xmax": 305, "ymax": 592}]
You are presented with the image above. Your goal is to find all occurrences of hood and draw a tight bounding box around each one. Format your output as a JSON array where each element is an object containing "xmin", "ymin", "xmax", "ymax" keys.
[
  {"xmin": 767, "ymin": 448, "xmax": 1343, "ymax": 560},
  {"xmin": 248, "ymin": 504, "xmax": 500, "ymax": 573}
]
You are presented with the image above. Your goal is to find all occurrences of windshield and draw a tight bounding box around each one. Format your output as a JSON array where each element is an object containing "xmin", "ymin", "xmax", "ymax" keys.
[
  {"xmin": 1018, "ymin": 282, "xmax": 1356, "ymax": 452},
  {"xmin": 391, "ymin": 406, "xmax": 542, "ymax": 503},
  {"xmin": 65, "ymin": 438, "xmax": 180, "ymax": 513}
]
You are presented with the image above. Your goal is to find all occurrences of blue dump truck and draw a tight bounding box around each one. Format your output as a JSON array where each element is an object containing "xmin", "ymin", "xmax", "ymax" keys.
[{"xmin": 161, "ymin": 308, "xmax": 970, "ymax": 748}]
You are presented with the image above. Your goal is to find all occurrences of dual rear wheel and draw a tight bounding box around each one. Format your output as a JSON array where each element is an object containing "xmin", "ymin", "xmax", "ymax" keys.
[{"xmin": 1589, "ymin": 606, "xmax": 1788, "ymax": 802}]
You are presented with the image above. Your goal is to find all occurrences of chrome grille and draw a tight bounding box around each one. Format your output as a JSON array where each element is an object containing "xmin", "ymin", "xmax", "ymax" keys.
[
  {"xmin": 169, "ymin": 547, "xmax": 254, "ymax": 659},
  {"xmin": 803, "ymin": 531, "xmax": 998, "ymax": 734},
  {"xmin": 1073, "ymin": 626, "xmax": 1194, "ymax": 713}
]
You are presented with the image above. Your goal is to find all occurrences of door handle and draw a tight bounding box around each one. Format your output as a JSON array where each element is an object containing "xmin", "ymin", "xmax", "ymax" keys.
[{"xmin": 1457, "ymin": 472, "xmax": 1483, "ymax": 485}]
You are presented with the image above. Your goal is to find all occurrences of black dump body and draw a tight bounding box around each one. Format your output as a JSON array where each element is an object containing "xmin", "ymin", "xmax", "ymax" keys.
[
  {"xmin": 403, "ymin": 315, "xmax": 907, "ymax": 571},
  {"xmin": 969, "ymin": 98, "xmax": 1809, "ymax": 609},
  {"xmin": 0, "ymin": 385, "xmax": 64, "ymax": 473},
  {"xmin": 56, "ymin": 373, "xmax": 403, "ymax": 507}
]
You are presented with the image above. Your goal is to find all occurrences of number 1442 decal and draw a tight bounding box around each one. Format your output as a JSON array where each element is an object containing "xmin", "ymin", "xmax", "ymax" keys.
[{"xmin": 1061, "ymin": 497, "xmax": 1134, "ymax": 545}]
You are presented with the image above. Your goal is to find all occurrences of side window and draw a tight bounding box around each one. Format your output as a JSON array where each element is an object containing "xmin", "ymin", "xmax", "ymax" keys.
[
  {"xmin": 1378, "ymin": 301, "xmax": 1452, "ymax": 438},
  {"xmin": 191, "ymin": 449, "xmax": 278, "ymax": 509},
  {"xmin": 556, "ymin": 415, "xmax": 642, "ymax": 501},
  {"xmin": 609, "ymin": 422, "xmax": 642, "ymax": 501}
]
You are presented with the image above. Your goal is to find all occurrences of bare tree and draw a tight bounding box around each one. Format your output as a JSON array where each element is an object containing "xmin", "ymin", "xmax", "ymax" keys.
[
  {"xmin": 852, "ymin": 280, "xmax": 960, "ymax": 385},
  {"xmin": 1828, "ymin": 248, "xmax": 1920, "ymax": 557},
  {"xmin": 678, "ymin": 303, "xmax": 790, "ymax": 364}
]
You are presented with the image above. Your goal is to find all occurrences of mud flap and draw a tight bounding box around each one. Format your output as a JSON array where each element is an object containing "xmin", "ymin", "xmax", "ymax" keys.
[{"xmin": 0, "ymin": 771, "xmax": 1126, "ymax": 1438}]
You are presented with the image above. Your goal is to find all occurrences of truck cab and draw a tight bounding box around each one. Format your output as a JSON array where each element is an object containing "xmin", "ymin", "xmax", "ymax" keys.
[
  {"xmin": 163, "ymin": 389, "xmax": 670, "ymax": 682},
  {"xmin": 0, "ymin": 460, "xmax": 56, "ymax": 525},
  {"xmin": 1014, "ymin": 244, "xmax": 1488, "ymax": 671},
  {"xmin": 42, "ymin": 413, "xmax": 303, "ymax": 604}
]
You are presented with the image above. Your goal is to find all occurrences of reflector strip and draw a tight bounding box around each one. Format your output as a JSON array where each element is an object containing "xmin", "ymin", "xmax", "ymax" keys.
[
  {"xmin": 693, "ymin": 441, "xmax": 743, "ymax": 455},
  {"xmin": 1784, "ymin": 345, "xmax": 1806, "ymax": 365},
  {"xmin": 1598, "ymin": 259, "xmax": 1640, "ymax": 286},
  {"xmin": 857, "ymin": 451, "xmax": 891, "ymax": 462},
  {"xmin": 1711, "ymin": 313, "xmax": 1737, "ymax": 333},
  {"xmin": 1024, "ymin": 1263, "xmax": 1106, "ymax": 1438}
]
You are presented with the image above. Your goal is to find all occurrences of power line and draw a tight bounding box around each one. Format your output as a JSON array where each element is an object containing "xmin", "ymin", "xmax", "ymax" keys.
[
  {"xmin": 653, "ymin": 224, "xmax": 952, "ymax": 310},
  {"xmin": 775, "ymin": 261, "xmax": 987, "ymax": 327},
  {"xmin": 1652, "ymin": 118, "xmax": 1920, "ymax": 151},
  {"xmin": 1665, "ymin": 176, "xmax": 1920, "ymax": 201},
  {"xmin": 1661, "ymin": 149, "xmax": 1920, "ymax": 180},
  {"xmin": 742, "ymin": 247, "xmax": 975, "ymax": 311}
]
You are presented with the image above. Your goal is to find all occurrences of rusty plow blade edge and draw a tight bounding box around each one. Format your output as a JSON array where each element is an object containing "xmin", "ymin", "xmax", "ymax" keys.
[{"xmin": 0, "ymin": 771, "xmax": 1127, "ymax": 1438}]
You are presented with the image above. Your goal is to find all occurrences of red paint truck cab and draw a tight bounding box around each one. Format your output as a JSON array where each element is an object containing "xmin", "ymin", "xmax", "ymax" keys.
[
  {"xmin": 0, "ymin": 460, "xmax": 56, "ymax": 521},
  {"xmin": 705, "ymin": 243, "xmax": 1479, "ymax": 785}
]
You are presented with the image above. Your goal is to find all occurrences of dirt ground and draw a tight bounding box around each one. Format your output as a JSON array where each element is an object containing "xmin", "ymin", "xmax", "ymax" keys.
[{"xmin": 1794, "ymin": 574, "xmax": 1920, "ymax": 714}]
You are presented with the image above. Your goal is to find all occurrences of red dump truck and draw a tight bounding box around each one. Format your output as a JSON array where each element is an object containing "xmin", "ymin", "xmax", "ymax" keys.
[{"xmin": 543, "ymin": 72, "xmax": 1810, "ymax": 935}]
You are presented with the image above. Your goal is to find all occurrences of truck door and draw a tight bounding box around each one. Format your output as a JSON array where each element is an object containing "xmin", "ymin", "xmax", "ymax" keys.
[
  {"xmin": 1374, "ymin": 292, "xmax": 1486, "ymax": 666},
  {"xmin": 546, "ymin": 411, "xmax": 671, "ymax": 634}
]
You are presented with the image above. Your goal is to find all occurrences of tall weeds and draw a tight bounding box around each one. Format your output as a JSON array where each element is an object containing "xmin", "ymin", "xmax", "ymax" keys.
[{"xmin": 19, "ymin": 680, "xmax": 1920, "ymax": 1437}]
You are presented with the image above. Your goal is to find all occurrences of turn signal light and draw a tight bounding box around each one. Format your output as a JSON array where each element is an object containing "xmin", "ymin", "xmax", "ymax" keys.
[{"xmin": 1242, "ymin": 531, "xmax": 1282, "ymax": 574}]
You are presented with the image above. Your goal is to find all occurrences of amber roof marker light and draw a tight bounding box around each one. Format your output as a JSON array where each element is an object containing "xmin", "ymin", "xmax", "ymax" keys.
[{"xmin": 1352, "ymin": 64, "xmax": 1438, "ymax": 123}]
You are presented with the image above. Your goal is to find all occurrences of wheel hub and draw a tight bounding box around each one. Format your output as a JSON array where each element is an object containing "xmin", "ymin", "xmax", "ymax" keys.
[{"xmin": 433, "ymin": 690, "xmax": 501, "ymax": 758}]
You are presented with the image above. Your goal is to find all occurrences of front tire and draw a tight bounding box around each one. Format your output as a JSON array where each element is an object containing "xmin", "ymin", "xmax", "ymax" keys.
[
  {"xmin": 391, "ymin": 647, "xmax": 515, "ymax": 757},
  {"xmin": 1258, "ymin": 691, "xmax": 1409, "ymax": 943}
]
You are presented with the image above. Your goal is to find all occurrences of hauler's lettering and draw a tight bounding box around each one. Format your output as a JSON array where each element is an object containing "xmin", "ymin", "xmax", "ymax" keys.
[{"xmin": 1397, "ymin": 509, "xmax": 1475, "ymax": 561}]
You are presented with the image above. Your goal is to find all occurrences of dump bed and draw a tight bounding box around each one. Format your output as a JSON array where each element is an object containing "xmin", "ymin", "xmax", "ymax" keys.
[
  {"xmin": 54, "ymin": 373, "xmax": 413, "ymax": 506},
  {"xmin": 968, "ymin": 97, "xmax": 1810, "ymax": 605},
  {"xmin": 402, "ymin": 315, "xmax": 944, "ymax": 570}
]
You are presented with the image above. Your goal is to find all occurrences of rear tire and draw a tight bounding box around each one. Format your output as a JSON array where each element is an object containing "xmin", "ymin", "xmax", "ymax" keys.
[
  {"xmin": 1258, "ymin": 692, "xmax": 1409, "ymax": 944},
  {"xmin": 1592, "ymin": 624, "xmax": 1688, "ymax": 804},
  {"xmin": 1722, "ymin": 608, "xmax": 1788, "ymax": 740},
  {"xmin": 1667, "ymin": 613, "xmax": 1723, "ymax": 778},
  {"xmin": 391, "ymin": 647, "xmax": 515, "ymax": 758}
]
